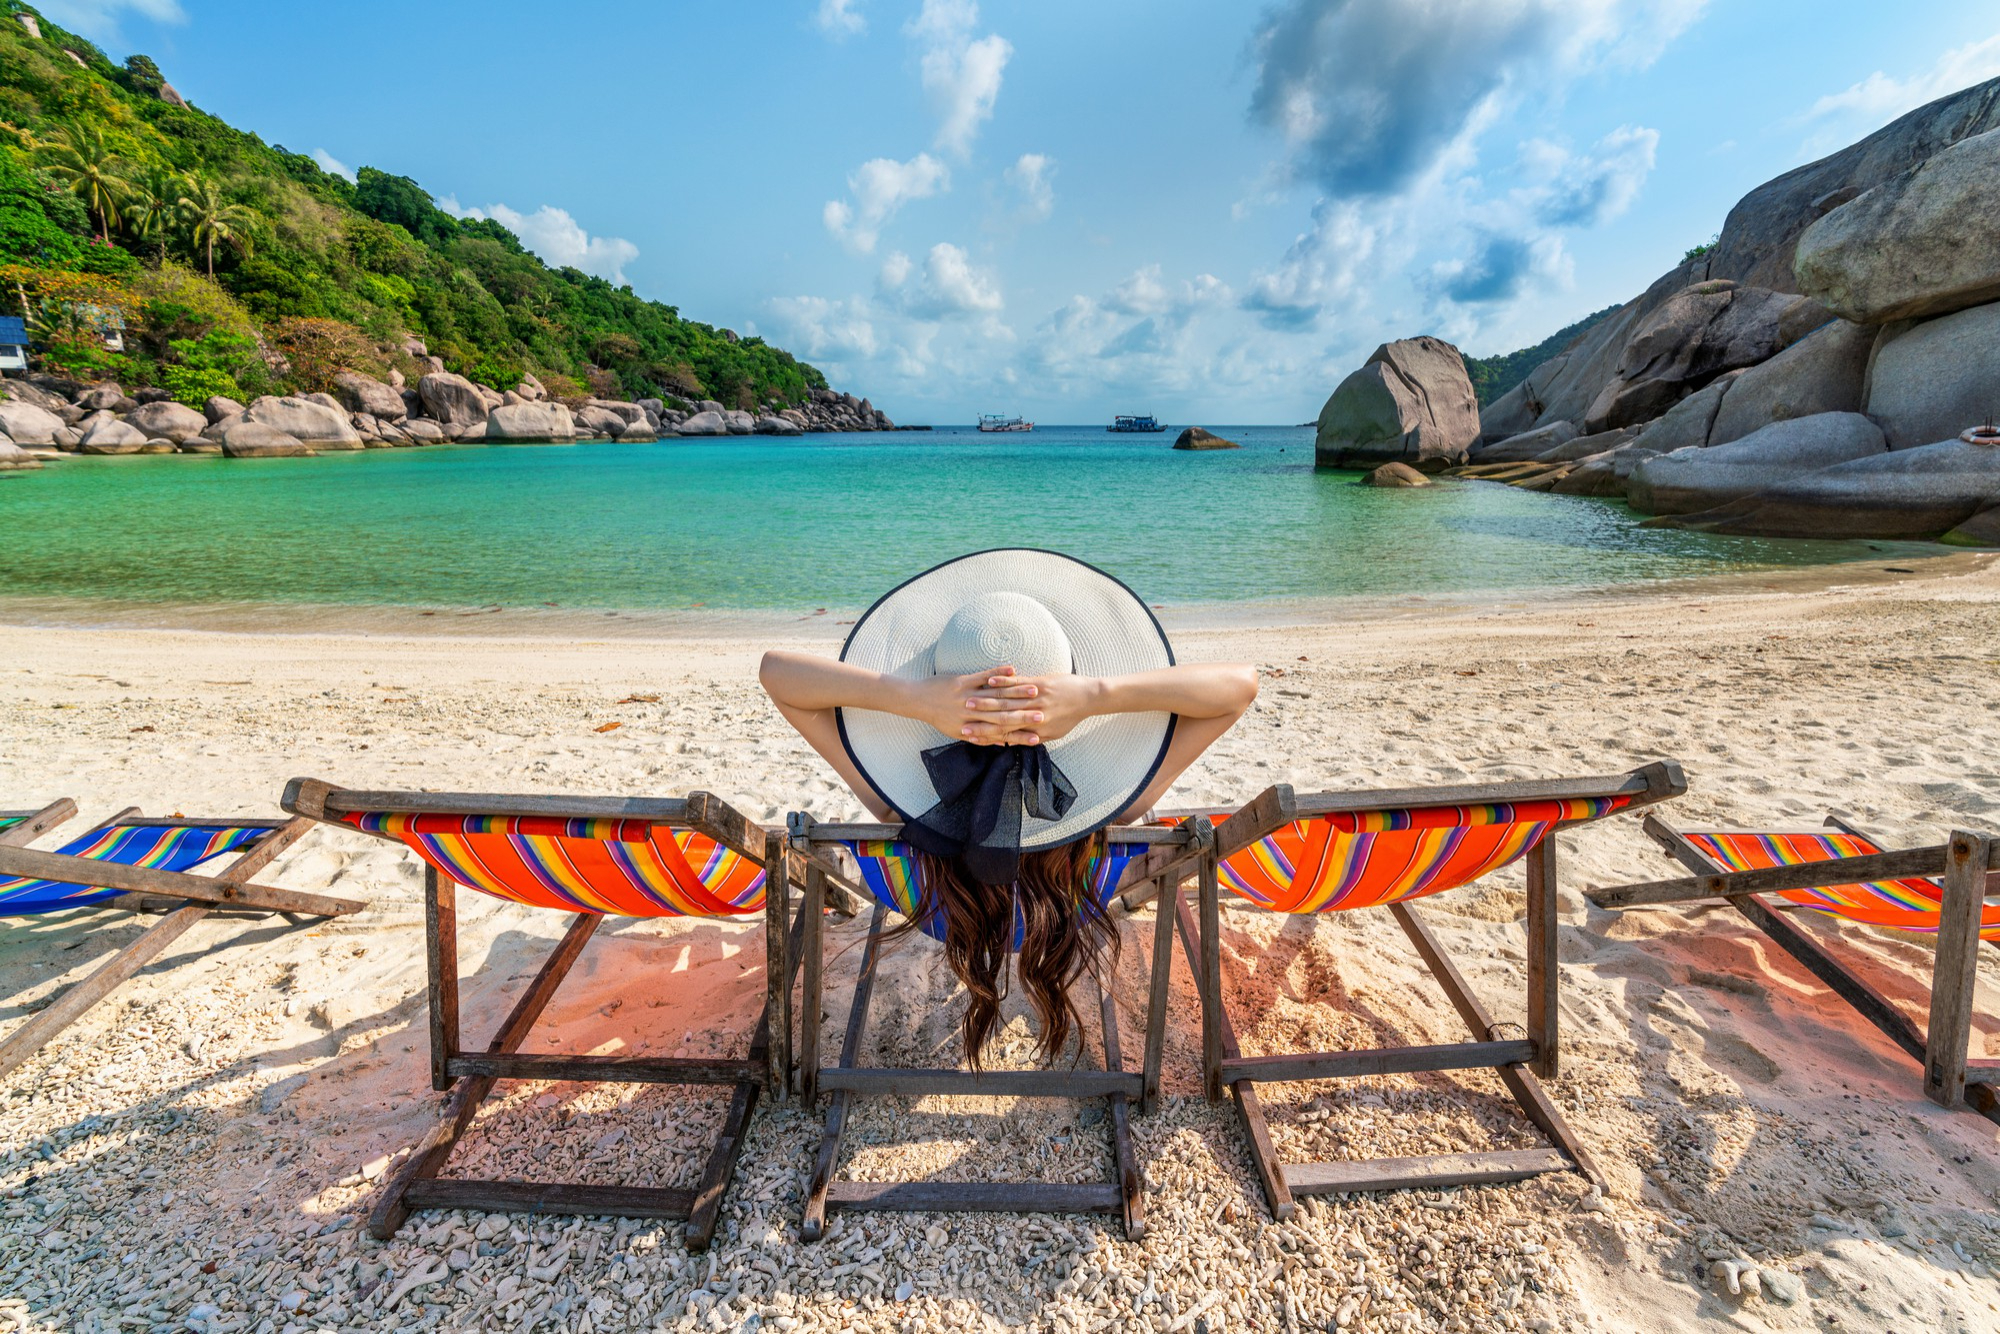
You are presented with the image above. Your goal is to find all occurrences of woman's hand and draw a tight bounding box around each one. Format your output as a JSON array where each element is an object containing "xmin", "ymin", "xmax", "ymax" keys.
[
  {"xmin": 964, "ymin": 671, "xmax": 1102, "ymax": 745},
  {"xmin": 909, "ymin": 666, "xmax": 1037, "ymax": 745}
]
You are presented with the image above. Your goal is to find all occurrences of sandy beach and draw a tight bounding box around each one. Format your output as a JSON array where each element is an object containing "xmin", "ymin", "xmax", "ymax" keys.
[{"xmin": 4, "ymin": 558, "xmax": 1999, "ymax": 1334}]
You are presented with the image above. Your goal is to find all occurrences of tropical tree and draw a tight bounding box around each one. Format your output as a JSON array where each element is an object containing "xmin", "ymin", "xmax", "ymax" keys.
[
  {"xmin": 35, "ymin": 124, "xmax": 128, "ymax": 240},
  {"xmin": 121, "ymin": 163, "xmax": 184, "ymax": 262},
  {"xmin": 176, "ymin": 176, "xmax": 257, "ymax": 277}
]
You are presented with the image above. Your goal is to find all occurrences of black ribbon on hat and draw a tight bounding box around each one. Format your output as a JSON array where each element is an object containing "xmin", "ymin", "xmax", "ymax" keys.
[{"xmin": 902, "ymin": 741, "xmax": 1077, "ymax": 884}]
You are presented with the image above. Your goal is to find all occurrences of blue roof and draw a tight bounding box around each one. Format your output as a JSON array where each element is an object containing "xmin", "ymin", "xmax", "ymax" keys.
[{"xmin": 0, "ymin": 316, "xmax": 25, "ymax": 344}]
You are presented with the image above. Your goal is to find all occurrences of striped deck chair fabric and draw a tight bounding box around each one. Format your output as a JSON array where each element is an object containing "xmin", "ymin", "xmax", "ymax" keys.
[
  {"xmin": 341, "ymin": 813, "xmax": 764, "ymax": 918},
  {"xmin": 843, "ymin": 839, "xmax": 1143, "ymax": 944},
  {"xmin": 1199, "ymin": 797, "xmax": 1630, "ymax": 913},
  {"xmin": 1685, "ymin": 830, "xmax": 2000, "ymax": 941},
  {"xmin": 0, "ymin": 823, "xmax": 269, "ymax": 914}
]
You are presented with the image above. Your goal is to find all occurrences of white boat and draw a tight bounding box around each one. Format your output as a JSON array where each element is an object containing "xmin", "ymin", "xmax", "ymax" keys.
[{"xmin": 978, "ymin": 414, "xmax": 1034, "ymax": 433}]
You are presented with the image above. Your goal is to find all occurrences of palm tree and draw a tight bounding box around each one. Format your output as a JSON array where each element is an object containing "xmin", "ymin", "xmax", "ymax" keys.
[
  {"xmin": 122, "ymin": 165, "xmax": 185, "ymax": 263},
  {"xmin": 176, "ymin": 177, "xmax": 257, "ymax": 277},
  {"xmin": 36, "ymin": 125, "xmax": 129, "ymax": 240}
]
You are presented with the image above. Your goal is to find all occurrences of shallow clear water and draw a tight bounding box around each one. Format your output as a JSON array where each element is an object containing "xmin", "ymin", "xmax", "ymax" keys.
[{"xmin": 0, "ymin": 425, "xmax": 1909, "ymax": 611}]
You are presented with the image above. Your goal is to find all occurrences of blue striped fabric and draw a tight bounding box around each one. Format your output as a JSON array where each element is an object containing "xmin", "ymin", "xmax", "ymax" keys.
[
  {"xmin": 841, "ymin": 840, "xmax": 1142, "ymax": 948},
  {"xmin": 1, "ymin": 824, "xmax": 270, "ymax": 914}
]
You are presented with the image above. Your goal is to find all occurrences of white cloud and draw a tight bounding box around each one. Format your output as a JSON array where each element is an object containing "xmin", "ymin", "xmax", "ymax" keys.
[
  {"xmin": 1526, "ymin": 125, "xmax": 1658, "ymax": 226},
  {"xmin": 815, "ymin": 0, "xmax": 865, "ymax": 38},
  {"xmin": 766, "ymin": 295, "xmax": 880, "ymax": 361},
  {"xmin": 908, "ymin": 0, "xmax": 1013, "ymax": 158},
  {"xmin": 33, "ymin": 1, "xmax": 184, "ymax": 39},
  {"xmin": 906, "ymin": 242, "xmax": 1003, "ymax": 318},
  {"xmin": 1241, "ymin": 200, "xmax": 1385, "ymax": 330},
  {"xmin": 823, "ymin": 153, "xmax": 950, "ymax": 253},
  {"xmin": 1426, "ymin": 232, "xmax": 1572, "ymax": 306},
  {"xmin": 1006, "ymin": 153, "xmax": 1056, "ymax": 220},
  {"xmin": 311, "ymin": 148, "xmax": 356, "ymax": 184},
  {"xmin": 444, "ymin": 200, "xmax": 641, "ymax": 284},
  {"xmin": 1807, "ymin": 34, "xmax": 2000, "ymax": 125},
  {"xmin": 877, "ymin": 250, "xmax": 914, "ymax": 292}
]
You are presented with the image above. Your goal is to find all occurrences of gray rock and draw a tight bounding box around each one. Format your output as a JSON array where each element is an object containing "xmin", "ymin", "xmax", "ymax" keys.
[
  {"xmin": 332, "ymin": 372, "xmax": 408, "ymax": 422},
  {"xmin": 75, "ymin": 382, "xmax": 127, "ymax": 412},
  {"xmin": 617, "ymin": 419, "xmax": 658, "ymax": 441},
  {"xmin": 459, "ymin": 421, "xmax": 487, "ymax": 442},
  {"xmin": 1795, "ymin": 128, "xmax": 2000, "ymax": 324},
  {"xmin": 698, "ymin": 399, "xmax": 726, "ymax": 415},
  {"xmin": 637, "ymin": 398, "xmax": 664, "ymax": 416},
  {"xmin": 124, "ymin": 400, "xmax": 210, "ymax": 444},
  {"xmin": 753, "ymin": 415, "xmax": 803, "ymax": 437},
  {"xmin": 51, "ymin": 426, "xmax": 80, "ymax": 450},
  {"xmin": 417, "ymin": 372, "xmax": 489, "ymax": 427},
  {"xmin": 675, "ymin": 410, "xmax": 729, "ymax": 436},
  {"xmin": 1660, "ymin": 437, "xmax": 2000, "ymax": 539},
  {"xmin": 724, "ymin": 410, "xmax": 756, "ymax": 435},
  {"xmin": 401, "ymin": 419, "xmax": 446, "ymax": 443},
  {"xmin": 586, "ymin": 399, "xmax": 648, "ymax": 427},
  {"xmin": 132, "ymin": 387, "xmax": 172, "ymax": 405},
  {"xmin": 387, "ymin": 368, "xmax": 406, "ymax": 389},
  {"xmin": 0, "ymin": 401, "xmax": 66, "ymax": 446},
  {"xmin": 1583, "ymin": 283, "xmax": 1821, "ymax": 431},
  {"xmin": 204, "ymin": 395, "xmax": 246, "ymax": 424},
  {"xmin": 1632, "ymin": 373, "xmax": 1742, "ymax": 454},
  {"xmin": 500, "ymin": 391, "xmax": 525, "ymax": 407},
  {"xmin": 474, "ymin": 384, "xmax": 503, "ymax": 411},
  {"xmin": 1472, "ymin": 420, "xmax": 1577, "ymax": 463},
  {"xmin": 0, "ymin": 438, "xmax": 41, "ymax": 471},
  {"xmin": 177, "ymin": 440, "xmax": 223, "ymax": 454},
  {"xmin": 1539, "ymin": 426, "xmax": 1639, "ymax": 462},
  {"xmin": 210, "ymin": 420, "xmax": 312, "ymax": 458},
  {"xmin": 573, "ymin": 405, "xmax": 628, "ymax": 436},
  {"xmin": 1551, "ymin": 460, "xmax": 1624, "ymax": 496},
  {"xmin": 1864, "ymin": 300, "xmax": 2000, "ymax": 450},
  {"xmin": 1363, "ymin": 462, "xmax": 1431, "ymax": 487},
  {"xmin": 1317, "ymin": 336, "xmax": 1480, "ymax": 469},
  {"xmin": 1942, "ymin": 505, "xmax": 2000, "ymax": 547},
  {"xmin": 1710, "ymin": 76, "xmax": 2000, "ymax": 293},
  {"xmin": 402, "ymin": 336, "xmax": 429, "ymax": 359},
  {"xmin": 2, "ymin": 380, "xmax": 73, "ymax": 414},
  {"xmin": 1629, "ymin": 412, "xmax": 1886, "ymax": 515},
  {"xmin": 1708, "ymin": 320, "xmax": 1872, "ymax": 446},
  {"xmin": 515, "ymin": 372, "xmax": 547, "ymax": 402},
  {"xmin": 484, "ymin": 402, "xmax": 575, "ymax": 441},
  {"xmin": 231, "ymin": 396, "xmax": 364, "ymax": 448},
  {"xmin": 1172, "ymin": 426, "xmax": 1240, "ymax": 450}
]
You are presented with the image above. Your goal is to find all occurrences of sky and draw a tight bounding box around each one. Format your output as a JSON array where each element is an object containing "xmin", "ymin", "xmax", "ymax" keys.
[{"xmin": 37, "ymin": 0, "xmax": 2000, "ymax": 424}]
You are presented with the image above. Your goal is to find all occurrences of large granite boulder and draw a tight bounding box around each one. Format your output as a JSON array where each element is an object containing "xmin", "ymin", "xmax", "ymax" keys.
[
  {"xmin": 724, "ymin": 410, "xmax": 757, "ymax": 435},
  {"xmin": 3, "ymin": 380, "xmax": 72, "ymax": 415},
  {"xmin": 1471, "ymin": 419, "xmax": 1577, "ymax": 463},
  {"xmin": 675, "ymin": 410, "xmax": 729, "ymax": 436},
  {"xmin": 1316, "ymin": 336, "xmax": 1479, "ymax": 470},
  {"xmin": 586, "ymin": 399, "xmax": 647, "ymax": 427},
  {"xmin": 210, "ymin": 420, "xmax": 311, "ymax": 458},
  {"xmin": 75, "ymin": 382, "xmax": 130, "ymax": 412},
  {"xmin": 752, "ymin": 415, "xmax": 801, "ymax": 437},
  {"xmin": 333, "ymin": 372, "xmax": 408, "ymax": 423},
  {"xmin": 124, "ymin": 400, "xmax": 210, "ymax": 445},
  {"xmin": 1864, "ymin": 301, "xmax": 2000, "ymax": 450},
  {"xmin": 401, "ymin": 419, "xmax": 446, "ymax": 443},
  {"xmin": 1172, "ymin": 426, "xmax": 1238, "ymax": 450},
  {"xmin": 1793, "ymin": 127, "xmax": 2000, "ymax": 325},
  {"xmin": 78, "ymin": 418, "xmax": 150, "ymax": 453},
  {"xmin": 1708, "ymin": 319, "xmax": 1872, "ymax": 446},
  {"xmin": 235, "ymin": 396, "xmax": 364, "ymax": 448},
  {"xmin": 486, "ymin": 402, "xmax": 576, "ymax": 441},
  {"xmin": 573, "ymin": 405, "xmax": 628, "ymax": 437},
  {"xmin": 516, "ymin": 372, "xmax": 547, "ymax": 402},
  {"xmin": 1709, "ymin": 76, "xmax": 2000, "ymax": 294},
  {"xmin": 1659, "ymin": 437, "xmax": 2000, "ymax": 539},
  {"xmin": 1363, "ymin": 462, "xmax": 1430, "ymax": 488},
  {"xmin": 204, "ymin": 395, "xmax": 246, "ymax": 424},
  {"xmin": 1627, "ymin": 412, "xmax": 1886, "ymax": 515},
  {"xmin": 417, "ymin": 372, "xmax": 488, "ymax": 427},
  {"xmin": 0, "ymin": 439, "xmax": 39, "ymax": 471},
  {"xmin": 1582, "ymin": 283, "xmax": 1820, "ymax": 432},
  {"xmin": 0, "ymin": 400, "xmax": 66, "ymax": 446},
  {"xmin": 1632, "ymin": 373, "xmax": 1741, "ymax": 454}
]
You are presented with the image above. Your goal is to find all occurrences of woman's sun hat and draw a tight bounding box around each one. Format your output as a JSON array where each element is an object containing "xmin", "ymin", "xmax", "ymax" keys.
[{"xmin": 837, "ymin": 549, "xmax": 1176, "ymax": 881}]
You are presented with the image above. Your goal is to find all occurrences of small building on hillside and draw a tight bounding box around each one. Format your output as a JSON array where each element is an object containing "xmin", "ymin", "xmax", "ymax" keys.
[{"xmin": 0, "ymin": 316, "xmax": 28, "ymax": 373}]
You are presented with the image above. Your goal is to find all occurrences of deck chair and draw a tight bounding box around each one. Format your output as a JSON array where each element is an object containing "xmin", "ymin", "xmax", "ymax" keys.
[
  {"xmin": 283, "ymin": 779, "xmax": 790, "ymax": 1249},
  {"xmin": 785, "ymin": 812, "xmax": 1207, "ymax": 1242},
  {"xmin": 1111, "ymin": 762, "xmax": 1687, "ymax": 1220},
  {"xmin": 1589, "ymin": 815, "xmax": 2000, "ymax": 1124},
  {"xmin": 0, "ymin": 798, "xmax": 355, "ymax": 1080}
]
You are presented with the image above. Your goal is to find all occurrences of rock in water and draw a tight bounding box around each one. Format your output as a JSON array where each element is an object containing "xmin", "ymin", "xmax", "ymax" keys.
[
  {"xmin": 1316, "ymin": 337, "xmax": 1479, "ymax": 470},
  {"xmin": 753, "ymin": 415, "xmax": 802, "ymax": 436},
  {"xmin": 486, "ymin": 402, "xmax": 576, "ymax": 442},
  {"xmin": 675, "ymin": 410, "xmax": 729, "ymax": 436},
  {"xmin": 1363, "ymin": 462, "xmax": 1431, "ymax": 487},
  {"xmin": 210, "ymin": 421, "xmax": 312, "ymax": 458},
  {"xmin": 724, "ymin": 410, "xmax": 756, "ymax": 435},
  {"xmin": 0, "ymin": 401, "xmax": 67, "ymax": 446},
  {"xmin": 1173, "ymin": 427, "xmax": 1240, "ymax": 450},
  {"xmin": 1660, "ymin": 437, "xmax": 2000, "ymax": 539},
  {"xmin": 1628, "ymin": 412, "xmax": 1887, "ymax": 515},
  {"xmin": 77, "ymin": 419, "xmax": 150, "ymax": 453},
  {"xmin": 234, "ymin": 396, "xmax": 364, "ymax": 448},
  {"xmin": 333, "ymin": 372, "xmax": 409, "ymax": 422},
  {"xmin": 1794, "ymin": 127, "xmax": 2000, "ymax": 324},
  {"xmin": 417, "ymin": 372, "xmax": 489, "ymax": 427},
  {"xmin": 1864, "ymin": 300, "xmax": 2000, "ymax": 450},
  {"xmin": 573, "ymin": 405, "xmax": 628, "ymax": 437},
  {"xmin": 124, "ymin": 401, "xmax": 210, "ymax": 444},
  {"xmin": 0, "ymin": 439, "xmax": 41, "ymax": 471}
]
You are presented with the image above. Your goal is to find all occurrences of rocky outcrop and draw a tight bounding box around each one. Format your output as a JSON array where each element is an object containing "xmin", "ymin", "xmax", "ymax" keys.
[
  {"xmin": 124, "ymin": 400, "xmax": 210, "ymax": 444},
  {"xmin": 753, "ymin": 415, "xmax": 802, "ymax": 436},
  {"xmin": 417, "ymin": 372, "xmax": 488, "ymax": 428},
  {"xmin": 486, "ymin": 402, "xmax": 576, "ymax": 442},
  {"xmin": 208, "ymin": 420, "xmax": 311, "ymax": 458},
  {"xmin": 1660, "ymin": 438, "xmax": 2000, "ymax": 540},
  {"xmin": 1630, "ymin": 374, "xmax": 1741, "ymax": 454},
  {"xmin": 616, "ymin": 419, "xmax": 657, "ymax": 441},
  {"xmin": 204, "ymin": 395, "xmax": 246, "ymax": 424},
  {"xmin": 0, "ymin": 401, "xmax": 66, "ymax": 446},
  {"xmin": 333, "ymin": 372, "xmax": 409, "ymax": 422},
  {"xmin": 515, "ymin": 372, "xmax": 547, "ymax": 402},
  {"xmin": 799, "ymin": 387, "xmax": 896, "ymax": 431},
  {"xmin": 1863, "ymin": 301, "xmax": 2000, "ymax": 450},
  {"xmin": 723, "ymin": 410, "xmax": 756, "ymax": 435},
  {"xmin": 573, "ymin": 405, "xmax": 629, "ymax": 437},
  {"xmin": 1363, "ymin": 462, "xmax": 1431, "ymax": 487},
  {"xmin": 232, "ymin": 396, "xmax": 364, "ymax": 448},
  {"xmin": 76, "ymin": 382, "xmax": 133, "ymax": 413},
  {"xmin": 0, "ymin": 439, "xmax": 40, "ymax": 471},
  {"xmin": 78, "ymin": 418, "xmax": 150, "ymax": 453},
  {"xmin": 674, "ymin": 411, "xmax": 729, "ymax": 436},
  {"xmin": 1582, "ymin": 284, "xmax": 1820, "ymax": 432},
  {"xmin": 1707, "ymin": 319, "xmax": 1872, "ymax": 446},
  {"xmin": 401, "ymin": 419, "xmax": 446, "ymax": 443},
  {"xmin": 1628, "ymin": 412, "xmax": 1887, "ymax": 516},
  {"xmin": 1317, "ymin": 337, "xmax": 1479, "ymax": 470},
  {"xmin": 1472, "ymin": 420, "xmax": 1576, "ymax": 463},
  {"xmin": 1173, "ymin": 427, "xmax": 1239, "ymax": 450}
]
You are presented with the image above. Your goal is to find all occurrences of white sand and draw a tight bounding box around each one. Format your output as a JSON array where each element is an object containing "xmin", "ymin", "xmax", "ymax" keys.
[{"xmin": 2, "ymin": 557, "xmax": 1999, "ymax": 1333}]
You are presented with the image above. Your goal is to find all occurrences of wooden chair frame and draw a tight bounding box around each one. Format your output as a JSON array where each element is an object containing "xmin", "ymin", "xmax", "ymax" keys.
[
  {"xmin": 1148, "ymin": 763, "xmax": 1686, "ymax": 1219},
  {"xmin": 786, "ymin": 812, "xmax": 1206, "ymax": 1242},
  {"xmin": 1591, "ymin": 814, "xmax": 1999, "ymax": 1125},
  {"xmin": 284, "ymin": 779, "xmax": 791, "ymax": 1249},
  {"xmin": 0, "ymin": 800, "xmax": 353, "ymax": 1081}
]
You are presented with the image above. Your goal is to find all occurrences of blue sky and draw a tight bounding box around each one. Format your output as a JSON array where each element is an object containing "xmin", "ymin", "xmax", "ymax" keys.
[{"xmin": 40, "ymin": 0, "xmax": 2000, "ymax": 424}]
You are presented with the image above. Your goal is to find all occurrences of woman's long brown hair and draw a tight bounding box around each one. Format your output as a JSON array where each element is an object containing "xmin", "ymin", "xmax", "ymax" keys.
[{"xmin": 891, "ymin": 837, "xmax": 1119, "ymax": 1069}]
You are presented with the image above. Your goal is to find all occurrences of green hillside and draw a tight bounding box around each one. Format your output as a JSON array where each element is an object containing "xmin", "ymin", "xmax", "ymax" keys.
[
  {"xmin": 1464, "ymin": 304, "xmax": 1619, "ymax": 407},
  {"xmin": 0, "ymin": 2, "xmax": 825, "ymax": 407}
]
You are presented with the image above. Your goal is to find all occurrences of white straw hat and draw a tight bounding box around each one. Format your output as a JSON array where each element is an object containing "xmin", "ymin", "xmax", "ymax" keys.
[{"xmin": 838, "ymin": 550, "xmax": 1176, "ymax": 875}]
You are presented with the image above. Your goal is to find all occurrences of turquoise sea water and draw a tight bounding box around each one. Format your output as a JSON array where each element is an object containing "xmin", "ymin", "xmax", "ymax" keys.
[{"xmin": 0, "ymin": 425, "xmax": 1917, "ymax": 612}]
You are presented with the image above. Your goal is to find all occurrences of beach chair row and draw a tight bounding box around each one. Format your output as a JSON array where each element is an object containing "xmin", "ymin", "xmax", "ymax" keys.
[{"xmin": 4, "ymin": 761, "xmax": 1995, "ymax": 1253}]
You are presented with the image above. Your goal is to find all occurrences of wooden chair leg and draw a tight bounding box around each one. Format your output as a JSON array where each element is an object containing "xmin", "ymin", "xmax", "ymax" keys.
[
  {"xmin": 803, "ymin": 902, "xmax": 887, "ymax": 1242},
  {"xmin": 1196, "ymin": 824, "xmax": 1224, "ymax": 1103},
  {"xmin": 763, "ymin": 833, "xmax": 790, "ymax": 1100},
  {"xmin": 425, "ymin": 865, "xmax": 460, "ymax": 1092},
  {"xmin": 685, "ymin": 1076, "xmax": 761, "ymax": 1251},
  {"xmin": 1096, "ymin": 973, "xmax": 1145, "ymax": 1240},
  {"xmin": 1140, "ymin": 867, "xmax": 1178, "ymax": 1115},
  {"xmin": 801, "ymin": 864, "xmax": 825, "ymax": 1106},
  {"xmin": 1525, "ymin": 838, "xmax": 1559, "ymax": 1080},
  {"xmin": 1924, "ymin": 832, "xmax": 1991, "ymax": 1108},
  {"xmin": 0, "ymin": 905, "xmax": 210, "ymax": 1080}
]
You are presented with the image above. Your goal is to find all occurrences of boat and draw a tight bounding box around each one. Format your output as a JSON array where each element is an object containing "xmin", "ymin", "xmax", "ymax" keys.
[
  {"xmin": 978, "ymin": 414, "xmax": 1034, "ymax": 433},
  {"xmin": 1108, "ymin": 414, "xmax": 1167, "ymax": 433}
]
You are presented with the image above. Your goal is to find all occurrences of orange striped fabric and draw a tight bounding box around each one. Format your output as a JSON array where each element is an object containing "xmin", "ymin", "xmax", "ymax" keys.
[
  {"xmin": 1688, "ymin": 830, "xmax": 2000, "ymax": 941},
  {"xmin": 1185, "ymin": 797, "xmax": 1628, "ymax": 914},
  {"xmin": 342, "ymin": 813, "xmax": 764, "ymax": 918}
]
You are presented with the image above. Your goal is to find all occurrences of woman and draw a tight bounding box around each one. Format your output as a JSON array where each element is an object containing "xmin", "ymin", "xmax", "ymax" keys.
[{"xmin": 760, "ymin": 550, "xmax": 1256, "ymax": 1066}]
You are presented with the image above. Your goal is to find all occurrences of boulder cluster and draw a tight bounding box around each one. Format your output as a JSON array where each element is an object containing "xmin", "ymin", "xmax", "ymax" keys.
[
  {"xmin": 1, "ymin": 351, "xmax": 891, "ymax": 460},
  {"xmin": 1317, "ymin": 76, "xmax": 2000, "ymax": 545}
]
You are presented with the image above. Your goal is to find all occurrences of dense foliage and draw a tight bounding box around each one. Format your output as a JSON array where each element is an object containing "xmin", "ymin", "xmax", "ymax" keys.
[
  {"xmin": 1463, "ymin": 304, "xmax": 1620, "ymax": 406},
  {"xmin": 0, "ymin": 3, "xmax": 827, "ymax": 405}
]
